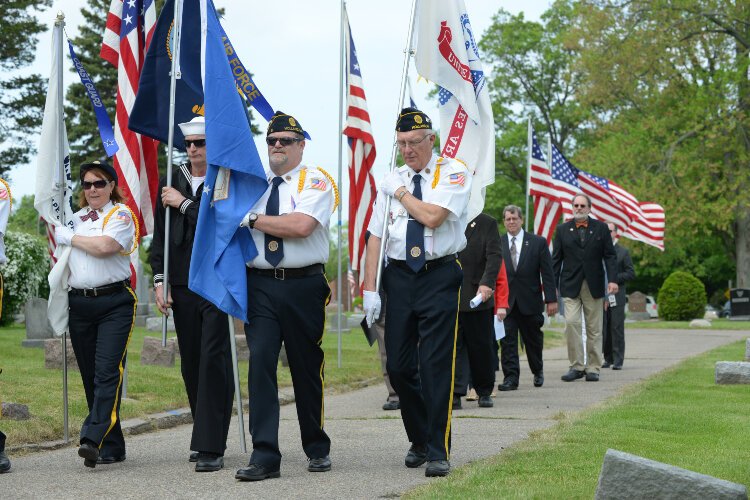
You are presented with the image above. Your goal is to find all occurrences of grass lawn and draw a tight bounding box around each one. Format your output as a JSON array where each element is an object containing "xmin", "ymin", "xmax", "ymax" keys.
[
  {"xmin": 626, "ymin": 319, "xmax": 750, "ymax": 330},
  {"xmin": 0, "ymin": 324, "xmax": 381, "ymax": 445},
  {"xmin": 406, "ymin": 340, "xmax": 750, "ymax": 499}
]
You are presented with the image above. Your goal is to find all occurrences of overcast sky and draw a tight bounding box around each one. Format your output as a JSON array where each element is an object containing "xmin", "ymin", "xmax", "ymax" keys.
[{"xmin": 10, "ymin": 0, "xmax": 548, "ymax": 207}]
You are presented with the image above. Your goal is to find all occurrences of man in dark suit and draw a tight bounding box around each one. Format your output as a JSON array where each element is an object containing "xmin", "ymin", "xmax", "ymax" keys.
[
  {"xmin": 496, "ymin": 205, "xmax": 557, "ymax": 390},
  {"xmin": 552, "ymin": 194, "xmax": 618, "ymax": 382},
  {"xmin": 454, "ymin": 213, "xmax": 503, "ymax": 408},
  {"xmin": 602, "ymin": 222, "xmax": 635, "ymax": 370}
]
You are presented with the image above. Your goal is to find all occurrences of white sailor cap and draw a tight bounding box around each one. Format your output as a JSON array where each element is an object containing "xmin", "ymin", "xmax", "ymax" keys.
[{"xmin": 178, "ymin": 116, "xmax": 205, "ymax": 137}]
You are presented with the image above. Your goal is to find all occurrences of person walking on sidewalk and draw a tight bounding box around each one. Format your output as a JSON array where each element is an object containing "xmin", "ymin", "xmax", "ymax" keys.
[
  {"xmin": 602, "ymin": 222, "xmax": 635, "ymax": 370},
  {"xmin": 235, "ymin": 112, "xmax": 336, "ymax": 482},
  {"xmin": 497, "ymin": 205, "xmax": 557, "ymax": 391},
  {"xmin": 552, "ymin": 194, "xmax": 617, "ymax": 382},
  {"xmin": 362, "ymin": 108, "xmax": 472, "ymax": 478}
]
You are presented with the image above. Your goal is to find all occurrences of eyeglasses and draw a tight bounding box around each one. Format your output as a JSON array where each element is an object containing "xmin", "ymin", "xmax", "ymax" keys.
[
  {"xmin": 395, "ymin": 134, "xmax": 433, "ymax": 149},
  {"xmin": 82, "ymin": 180, "xmax": 110, "ymax": 190},
  {"xmin": 573, "ymin": 204, "xmax": 589, "ymax": 208},
  {"xmin": 184, "ymin": 139, "xmax": 206, "ymax": 148},
  {"xmin": 266, "ymin": 136, "xmax": 303, "ymax": 147}
]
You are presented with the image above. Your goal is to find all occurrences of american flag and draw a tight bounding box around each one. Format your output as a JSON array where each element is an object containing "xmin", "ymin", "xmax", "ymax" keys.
[
  {"xmin": 527, "ymin": 129, "xmax": 562, "ymax": 246},
  {"xmin": 101, "ymin": 0, "xmax": 159, "ymax": 237},
  {"xmin": 550, "ymin": 143, "xmax": 665, "ymax": 250},
  {"xmin": 342, "ymin": 7, "xmax": 377, "ymax": 285}
]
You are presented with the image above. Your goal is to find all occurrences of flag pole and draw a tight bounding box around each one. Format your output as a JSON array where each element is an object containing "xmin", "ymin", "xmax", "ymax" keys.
[
  {"xmin": 227, "ymin": 317, "xmax": 247, "ymax": 453},
  {"xmin": 55, "ymin": 10, "xmax": 70, "ymax": 445},
  {"xmin": 161, "ymin": 0, "xmax": 184, "ymax": 347},
  {"xmin": 375, "ymin": 0, "xmax": 418, "ymax": 292},
  {"xmin": 335, "ymin": 0, "xmax": 347, "ymax": 368},
  {"xmin": 525, "ymin": 118, "xmax": 531, "ymax": 232}
]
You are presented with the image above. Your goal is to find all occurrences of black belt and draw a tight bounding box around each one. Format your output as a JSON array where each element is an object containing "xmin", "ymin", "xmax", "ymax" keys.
[
  {"xmin": 248, "ymin": 263, "xmax": 325, "ymax": 281},
  {"xmin": 69, "ymin": 280, "xmax": 130, "ymax": 297},
  {"xmin": 389, "ymin": 254, "xmax": 457, "ymax": 273}
]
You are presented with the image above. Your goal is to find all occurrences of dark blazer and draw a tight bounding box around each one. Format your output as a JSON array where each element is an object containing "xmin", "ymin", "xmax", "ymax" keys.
[
  {"xmin": 551, "ymin": 217, "xmax": 617, "ymax": 299},
  {"xmin": 611, "ymin": 244, "xmax": 635, "ymax": 304},
  {"xmin": 500, "ymin": 231, "xmax": 557, "ymax": 315},
  {"xmin": 457, "ymin": 213, "xmax": 502, "ymax": 312}
]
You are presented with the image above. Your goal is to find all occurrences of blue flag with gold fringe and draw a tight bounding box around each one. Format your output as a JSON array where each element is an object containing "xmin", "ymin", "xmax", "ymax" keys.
[{"xmin": 187, "ymin": 0, "xmax": 267, "ymax": 319}]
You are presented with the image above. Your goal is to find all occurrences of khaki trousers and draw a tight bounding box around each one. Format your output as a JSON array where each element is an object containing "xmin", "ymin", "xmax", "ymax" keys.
[{"xmin": 562, "ymin": 281, "xmax": 603, "ymax": 373}]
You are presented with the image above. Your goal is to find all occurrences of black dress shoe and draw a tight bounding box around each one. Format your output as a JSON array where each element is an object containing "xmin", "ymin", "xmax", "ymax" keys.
[
  {"xmin": 602, "ymin": 362, "xmax": 612, "ymax": 368},
  {"xmin": 78, "ymin": 441, "xmax": 99, "ymax": 468},
  {"xmin": 308, "ymin": 456, "xmax": 331, "ymax": 472},
  {"xmin": 0, "ymin": 451, "xmax": 10, "ymax": 473},
  {"xmin": 235, "ymin": 463, "xmax": 281, "ymax": 481},
  {"xmin": 498, "ymin": 380, "xmax": 519, "ymax": 391},
  {"xmin": 478, "ymin": 395, "xmax": 493, "ymax": 408},
  {"xmin": 382, "ymin": 400, "xmax": 400, "ymax": 411},
  {"xmin": 585, "ymin": 372, "xmax": 600, "ymax": 381},
  {"xmin": 425, "ymin": 459, "xmax": 450, "ymax": 477},
  {"xmin": 561, "ymin": 369, "xmax": 585, "ymax": 382},
  {"xmin": 189, "ymin": 451, "xmax": 199, "ymax": 463},
  {"xmin": 533, "ymin": 372, "xmax": 544, "ymax": 387},
  {"xmin": 195, "ymin": 453, "xmax": 224, "ymax": 472},
  {"xmin": 452, "ymin": 396, "xmax": 462, "ymax": 410},
  {"xmin": 612, "ymin": 365, "xmax": 622, "ymax": 370},
  {"xmin": 97, "ymin": 454, "xmax": 126, "ymax": 465},
  {"xmin": 405, "ymin": 444, "xmax": 428, "ymax": 468}
]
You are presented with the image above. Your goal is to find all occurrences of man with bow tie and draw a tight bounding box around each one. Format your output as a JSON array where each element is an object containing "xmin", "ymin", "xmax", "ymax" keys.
[{"xmin": 552, "ymin": 194, "xmax": 617, "ymax": 382}]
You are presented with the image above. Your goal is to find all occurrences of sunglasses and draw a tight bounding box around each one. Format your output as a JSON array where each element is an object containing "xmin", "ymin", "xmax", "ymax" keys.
[
  {"xmin": 266, "ymin": 136, "xmax": 303, "ymax": 147},
  {"xmin": 184, "ymin": 139, "xmax": 206, "ymax": 148},
  {"xmin": 573, "ymin": 204, "xmax": 589, "ymax": 208},
  {"xmin": 82, "ymin": 180, "xmax": 111, "ymax": 190}
]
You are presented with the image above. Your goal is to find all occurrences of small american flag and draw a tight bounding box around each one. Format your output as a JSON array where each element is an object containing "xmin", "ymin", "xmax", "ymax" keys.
[
  {"xmin": 311, "ymin": 178, "xmax": 327, "ymax": 191},
  {"xmin": 449, "ymin": 173, "xmax": 465, "ymax": 186}
]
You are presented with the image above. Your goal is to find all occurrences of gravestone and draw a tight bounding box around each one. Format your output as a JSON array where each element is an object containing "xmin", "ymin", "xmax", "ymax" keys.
[
  {"xmin": 729, "ymin": 289, "xmax": 750, "ymax": 319},
  {"xmin": 134, "ymin": 272, "xmax": 152, "ymax": 327},
  {"xmin": 745, "ymin": 339, "xmax": 749, "ymax": 362},
  {"xmin": 140, "ymin": 336, "xmax": 176, "ymax": 367},
  {"xmin": 146, "ymin": 316, "xmax": 175, "ymax": 332},
  {"xmin": 715, "ymin": 361, "xmax": 750, "ymax": 385},
  {"xmin": 44, "ymin": 338, "xmax": 79, "ymax": 371},
  {"xmin": 1, "ymin": 402, "xmax": 31, "ymax": 420},
  {"xmin": 627, "ymin": 292, "xmax": 650, "ymax": 321},
  {"xmin": 235, "ymin": 335, "xmax": 249, "ymax": 361},
  {"xmin": 689, "ymin": 319, "xmax": 712, "ymax": 328},
  {"xmin": 596, "ymin": 449, "xmax": 748, "ymax": 499},
  {"xmin": 22, "ymin": 298, "xmax": 54, "ymax": 348}
]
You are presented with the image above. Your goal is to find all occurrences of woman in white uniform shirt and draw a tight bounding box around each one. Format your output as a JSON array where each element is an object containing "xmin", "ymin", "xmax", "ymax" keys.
[{"xmin": 55, "ymin": 161, "xmax": 137, "ymax": 468}]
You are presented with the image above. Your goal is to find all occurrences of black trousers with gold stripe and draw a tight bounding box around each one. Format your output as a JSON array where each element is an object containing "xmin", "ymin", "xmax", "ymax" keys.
[
  {"xmin": 69, "ymin": 287, "xmax": 136, "ymax": 456},
  {"xmin": 244, "ymin": 270, "xmax": 331, "ymax": 468},
  {"xmin": 383, "ymin": 260, "xmax": 462, "ymax": 462}
]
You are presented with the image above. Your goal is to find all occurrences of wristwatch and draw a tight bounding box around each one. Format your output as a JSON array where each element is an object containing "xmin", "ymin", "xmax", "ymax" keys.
[{"xmin": 247, "ymin": 212, "xmax": 259, "ymax": 229}]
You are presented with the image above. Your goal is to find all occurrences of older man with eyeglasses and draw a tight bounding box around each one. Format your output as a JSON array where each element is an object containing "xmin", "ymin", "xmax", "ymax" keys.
[
  {"xmin": 150, "ymin": 116, "xmax": 235, "ymax": 473},
  {"xmin": 552, "ymin": 194, "xmax": 618, "ymax": 382},
  {"xmin": 362, "ymin": 107, "xmax": 472, "ymax": 478}
]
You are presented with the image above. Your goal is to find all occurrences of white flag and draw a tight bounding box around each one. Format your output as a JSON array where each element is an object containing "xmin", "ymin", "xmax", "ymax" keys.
[
  {"xmin": 35, "ymin": 21, "xmax": 74, "ymax": 336},
  {"xmin": 414, "ymin": 0, "xmax": 495, "ymax": 221}
]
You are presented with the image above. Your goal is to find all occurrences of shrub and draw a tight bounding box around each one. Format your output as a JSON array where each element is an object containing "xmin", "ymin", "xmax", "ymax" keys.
[
  {"xmin": 0, "ymin": 231, "xmax": 50, "ymax": 325},
  {"xmin": 657, "ymin": 271, "xmax": 706, "ymax": 321}
]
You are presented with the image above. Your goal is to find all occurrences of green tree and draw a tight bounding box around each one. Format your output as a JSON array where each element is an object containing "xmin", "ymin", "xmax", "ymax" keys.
[
  {"xmin": 7, "ymin": 195, "xmax": 46, "ymax": 236},
  {"xmin": 570, "ymin": 0, "xmax": 750, "ymax": 287},
  {"xmin": 0, "ymin": 0, "xmax": 52, "ymax": 174}
]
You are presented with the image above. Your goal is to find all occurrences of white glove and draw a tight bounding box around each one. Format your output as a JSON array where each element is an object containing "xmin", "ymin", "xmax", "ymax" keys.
[
  {"xmin": 55, "ymin": 225, "xmax": 75, "ymax": 246},
  {"xmin": 363, "ymin": 290, "xmax": 382, "ymax": 327},
  {"xmin": 379, "ymin": 171, "xmax": 406, "ymax": 198}
]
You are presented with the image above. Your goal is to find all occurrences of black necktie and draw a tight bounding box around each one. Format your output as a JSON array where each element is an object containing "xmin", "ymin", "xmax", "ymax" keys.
[
  {"xmin": 405, "ymin": 174, "xmax": 425, "ymax": 272},
  {"xmin": 264, "ymin": 177, "xmax": 284, "ymax": 267}
]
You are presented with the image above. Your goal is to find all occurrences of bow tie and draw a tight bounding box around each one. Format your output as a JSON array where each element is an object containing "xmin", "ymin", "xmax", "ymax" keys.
[
  {"xmin": 80, "ymin": 210, "xmax": 99, "ymax": 222},
  {"xmin": 575, "ymin": 220, "xmax": 588, "ymax": 229}
]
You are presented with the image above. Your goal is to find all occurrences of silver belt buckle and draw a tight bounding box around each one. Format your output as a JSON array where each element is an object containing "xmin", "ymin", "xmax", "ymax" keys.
[{"xmin": 273, "ymin": 268, "xmax": 285, "ymax": 281}]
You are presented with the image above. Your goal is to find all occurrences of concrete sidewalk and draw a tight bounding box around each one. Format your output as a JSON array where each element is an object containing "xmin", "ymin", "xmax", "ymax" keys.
[{"xmin": 3, "ymin": 328, "xmax": 747, "ymax": 499}]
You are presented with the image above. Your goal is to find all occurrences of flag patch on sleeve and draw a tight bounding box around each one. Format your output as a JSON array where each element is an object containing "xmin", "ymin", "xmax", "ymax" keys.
[
  {"xmin": 116, "ymin": 210, "xmax": 131, "ymax": 221},
  {"xmin": 310, "ymin": 178, "xmax": 327, "ymax": 190},
  {"xmin": 449, "ymin": 173, "xmax": 465, "ymax": 185}
]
